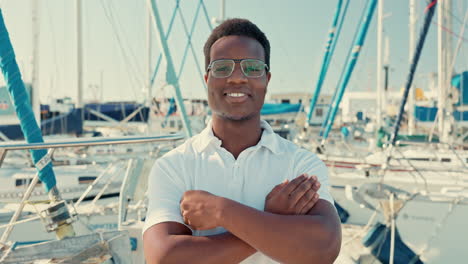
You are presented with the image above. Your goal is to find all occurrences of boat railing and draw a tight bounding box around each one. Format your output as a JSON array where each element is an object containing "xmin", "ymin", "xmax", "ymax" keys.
[
  {"xmin": 0, "ymin": 134, "xmax": 184, "ymax": 167},
  {"xmin": 395, "ymin": 140, "xmax": 467, "ymax": 169},
  {"xmin": 0, "ymin": 134, "xmax": 184, "ymax": 244}
]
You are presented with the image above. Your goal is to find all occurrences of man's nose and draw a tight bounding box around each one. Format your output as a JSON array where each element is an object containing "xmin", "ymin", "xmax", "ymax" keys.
[{"xmin": 227, "ymin": 65, "xmax": 247, "ymax": 83}]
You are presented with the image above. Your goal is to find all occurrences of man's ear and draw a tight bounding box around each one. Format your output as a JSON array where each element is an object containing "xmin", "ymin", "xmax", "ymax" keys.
[
  {"xmin": 263, "ymin": 72, "xmax": 271, "ymax": 94},
  {"xmin": 204, "ymin": 73, "xmax": 208, "ymax": 83},
  {"xmin": 266, "ymin": 72, "xmax": 271, "ymax": 92}
]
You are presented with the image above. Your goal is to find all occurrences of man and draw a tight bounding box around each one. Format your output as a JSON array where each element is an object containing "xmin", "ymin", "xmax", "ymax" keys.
[{"xmin": 143, "ymin": 18, "xmax": 341, "ymax": 264}]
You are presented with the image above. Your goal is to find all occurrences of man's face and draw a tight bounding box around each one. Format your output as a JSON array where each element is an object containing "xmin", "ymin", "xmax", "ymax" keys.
[{"xmin": 204, "ymin": 35, "xmax": 271, "ymax": 122}]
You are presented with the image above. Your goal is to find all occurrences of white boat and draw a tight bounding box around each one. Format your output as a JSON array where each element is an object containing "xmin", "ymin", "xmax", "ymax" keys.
[{"xmin": 0, "ymin": 134, "xmax": 184, "ymax": 263}]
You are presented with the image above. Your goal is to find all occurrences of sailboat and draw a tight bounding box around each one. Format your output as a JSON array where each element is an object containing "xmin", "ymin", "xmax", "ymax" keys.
[{"xmin": 303, "ymin": 1, "xmax": 468, "ymax": 263}]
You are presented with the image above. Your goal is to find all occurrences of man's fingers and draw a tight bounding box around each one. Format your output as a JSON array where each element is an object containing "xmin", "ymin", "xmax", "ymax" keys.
[
  {"xmin": 266, "ymin": 180, "xmax": 288, "ymax": 199},
  {"xmin": 282, "ymin": 174, "xmax": 308, "ymax": 194},
  {"xmin": 300, "ymin": 192, "xmax": 320, "ymax": 214},
  {"xmin": 294, "ymin": 186, "xmax": 317, "ymax": 214},
  {"xmin": 287, "ymin": 175, "xmax": 318, "ymax": 204},
  {"xmin": 312, "ymin": 178, "xmax": 320, "ymax": 191}
]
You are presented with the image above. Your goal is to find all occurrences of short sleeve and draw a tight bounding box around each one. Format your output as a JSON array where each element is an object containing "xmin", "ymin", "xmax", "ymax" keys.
[
  {"xmin": 142, "ymin": 157, "xmax": 190, "ymax": 235},
  {"xmin": 292, "ymin": 149, "xmax": 335, "ymax": 206}
]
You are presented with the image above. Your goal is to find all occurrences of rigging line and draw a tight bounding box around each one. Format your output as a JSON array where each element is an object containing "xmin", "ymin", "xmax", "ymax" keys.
[
  {"xmin": 431, "ymin": 21, "xmax": 468, "ymax": 42},
  {"xmin": 450, "ymin": 9, "xmax": 468, "ymax": 74},
  {"xmin": 176, "ymin": 1, "xmax": 208, "ymax": 91},
  {"xmin": 200, "ymin": 0, "xmax": 214, "ymax": 32},
  {"xmin": 434, "ymin": 0, "xmax": 466, "ymax": 25},
  {"xmin": 108, "ymin": 1, "xmax": 145, "ymax": 79},
  {"xmin": 392, "ymin": 147, "xmax": 429, "ymax": 192},
  {"xmin": 103, "ymin": 0, "xmax": 142, "ymax": 90},
  {"xmin": 107, "ymin": 1, "xmax": 145, "ymax": 88},
  {"xmin": 413, "ymin": 1, "xmax": 467, "ymax": 41},
  {"xmin": 277, "ymin": 35, "xmax": 301, "ymax": 86},
  {"xmin": 45, "ymin": 1, "xmax": 60, "ymax": 94},
  {"xmin": 270, "ymin": 3, "xmax": 304, "ymax": 89},
  {"xmin": 101, "ymin": 21, "xmax": 138, "ymax": 101},
  {"xmin": 107, "ymin": 4, "xmax": 142, "ymax": 80},
  {"xmin": 150, "ymin": 0, "xmax": 213, "ymax": 94},
  {"xmin": 100, "ymin": 0, "xmax": 141, "ymax": 99},
  {"xmin": 100, "ymin": 1, "xmax": 140, "ymax": 86},
  {"xmin": 150, "ymin": 0, "xmax": 181, "ymax": 87}
]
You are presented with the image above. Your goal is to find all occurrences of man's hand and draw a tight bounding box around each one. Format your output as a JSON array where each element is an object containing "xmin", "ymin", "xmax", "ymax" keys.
[
  {"xmin": 264, "ymin": 174, "xmax": 320, "ymax": 215},
  {"xmin": 180, "ymin": 190, "xmax": 222, "ymax": 230}
]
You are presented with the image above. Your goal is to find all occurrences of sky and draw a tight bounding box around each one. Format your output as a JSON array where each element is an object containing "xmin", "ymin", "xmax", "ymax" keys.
[{"xmin": 0, "ymin": 0, "xmax": 467, "ymax": 104}]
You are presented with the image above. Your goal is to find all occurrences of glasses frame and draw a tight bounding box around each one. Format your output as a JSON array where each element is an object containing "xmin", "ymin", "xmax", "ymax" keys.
[{"xmin": 207, "ymin": 59, "xmax": 269, "ymax": 78}]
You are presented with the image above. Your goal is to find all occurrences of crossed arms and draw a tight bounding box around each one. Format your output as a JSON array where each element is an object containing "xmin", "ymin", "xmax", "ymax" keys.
[{"xmin": 143, "ymin": 174, "xmax": 341, "ymax": 264}]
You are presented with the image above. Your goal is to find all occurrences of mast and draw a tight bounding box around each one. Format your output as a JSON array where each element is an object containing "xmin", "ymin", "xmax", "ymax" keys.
[
  {"xmin": 437, "ymin": 0, "xmax": 453, "ymax": 142},
  {"xmin": 76, "ymin": 0, "xmax": 83, "ymax": 108},
  {"xmin": 445, "ymin": 0, "xmax": 453, "ymax": 143},
  {"xmin": 147, "ymin": 6, "xmax": 152, "ymax": 104},
  {"xmin": 383, "ymin": 36, "xmax": 389, "ymax": 111},
  {"xmin": 220, "ymin": 0, "xmax": 225, "ymax": 22},
  {"xmin": 437, "ymin": 1, "xmax": 445, "ymax": 139},
  {"xmin": 31, "ymin": 0, "xmax": 41, "ymax": 125},
  {"xmin": 408, "ymin": 0, "xmax": 417, "ymax": 134},
  {"xmin": 212, "ymin": 0, "xmax": 226, "ymax": 24},
  {"xmin": 306, "ymin": 0, "xmax": 346, "ymax": 126},
  {"xmin": 376, "ymin": 0, "xmax": 384, "ymax": 130},
  {"xmin": 145, "ymin": 5, "xmax": 153, "ymax": 132},
  {"xmin": 321, "ymin": 0, "xmax": 377, "ymax": 142},
  {"xmin": 389, "ymin": 1, "xmax": 437, "ymax": 146}
]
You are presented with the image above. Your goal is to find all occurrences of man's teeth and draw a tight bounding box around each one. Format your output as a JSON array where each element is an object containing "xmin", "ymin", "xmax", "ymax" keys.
[{"xmin": 227, "ymin": 93, "xmax": 246, "ymax": 97}]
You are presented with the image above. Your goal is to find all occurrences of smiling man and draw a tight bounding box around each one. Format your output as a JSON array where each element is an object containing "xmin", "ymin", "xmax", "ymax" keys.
[{"xmin": 143, "ymin": 18, "xmax": 341, "ymax": 264}]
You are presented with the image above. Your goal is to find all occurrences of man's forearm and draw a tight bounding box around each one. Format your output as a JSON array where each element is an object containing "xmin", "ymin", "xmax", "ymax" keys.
[
  {"xmin": 151, "ymin": 232, "xmax": 255, "ymax": 264},
  {"xmin": 218, "ymin": 198, "xmax": 341, "ymax": 264}
]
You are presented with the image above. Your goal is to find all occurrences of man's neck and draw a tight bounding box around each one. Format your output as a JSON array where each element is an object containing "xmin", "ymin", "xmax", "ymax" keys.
[{"xmin": 211, "ymin": 116, "xmax": 263, "ymax": 159}]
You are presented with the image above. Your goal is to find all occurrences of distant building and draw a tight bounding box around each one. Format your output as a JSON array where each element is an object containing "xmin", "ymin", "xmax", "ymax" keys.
[{"xmin": 268, "ymin": 92, "xmax": 332, "ymax": 126}]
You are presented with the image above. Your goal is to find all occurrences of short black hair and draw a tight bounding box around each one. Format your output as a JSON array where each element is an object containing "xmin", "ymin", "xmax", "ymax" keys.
[{"xmin": 203, "ymin": 18, "xmax": 270, "ymax": 72}]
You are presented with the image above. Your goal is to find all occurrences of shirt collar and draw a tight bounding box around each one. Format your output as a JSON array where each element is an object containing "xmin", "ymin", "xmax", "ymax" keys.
[{"xmin": 193, "ymin": 119, "xmax": 282, "ymax": 155}]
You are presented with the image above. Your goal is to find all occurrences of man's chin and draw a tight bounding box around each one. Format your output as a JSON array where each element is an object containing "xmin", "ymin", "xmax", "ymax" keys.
[{"xmin": 218, "ymin": 112, "xmax": 256, "ymax": 122}]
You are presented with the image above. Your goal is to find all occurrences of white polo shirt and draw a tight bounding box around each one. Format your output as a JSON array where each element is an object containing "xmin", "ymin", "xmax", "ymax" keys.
[{"xmin": 144, "ymin": 120, "xmax": 334, "ymax": 263}]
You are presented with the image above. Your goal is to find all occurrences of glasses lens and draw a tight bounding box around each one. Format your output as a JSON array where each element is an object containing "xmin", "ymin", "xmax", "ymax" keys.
[
  {"xmin": 241, "ymin": 60, "xmax": 266, "ymax": 77},
  {"xmin": 210, "ymin": 60, "xmax": 234, "ymax": 78}
]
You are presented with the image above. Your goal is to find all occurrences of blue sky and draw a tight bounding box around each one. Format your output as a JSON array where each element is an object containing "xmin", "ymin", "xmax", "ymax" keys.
[{"xmin": 0, "ymin": 0, "xmax": 467, "ymax": 103}]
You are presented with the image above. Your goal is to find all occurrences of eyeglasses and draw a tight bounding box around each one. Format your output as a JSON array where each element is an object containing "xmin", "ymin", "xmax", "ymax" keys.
[{"xmin": 207, "ymin": 59, "xmax": 269, "ymax": 78}]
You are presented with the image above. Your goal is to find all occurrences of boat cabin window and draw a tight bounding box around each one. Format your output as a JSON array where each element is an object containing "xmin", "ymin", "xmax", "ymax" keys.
[
  {"xmin": 78, "ymin": 176, "xmax": 97, "ymax": 184},
  {"xmin": 316, "ymin": 108, "xmax": 323, "ymax": 117},
  {"xmin": 441, "ymin": 158, "xmax": 451, "ymax": 162},
  {"xmin": 15, "ymin": 178, "xmax": 42, "ymax": 187},
  {"xmin": 408, "ymin": 157, "xmax": 431, "ymax": 161}
]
